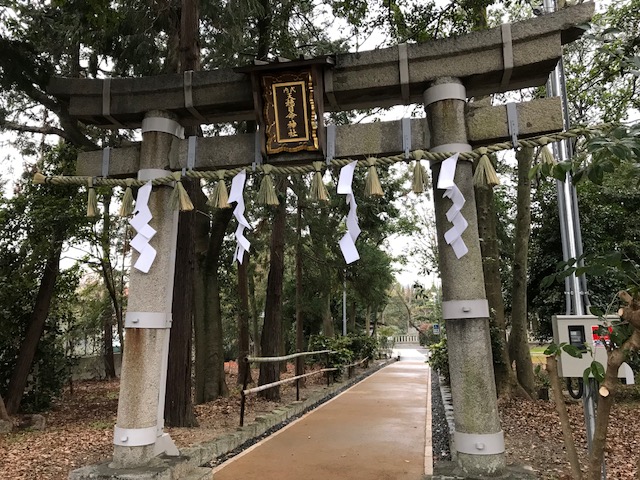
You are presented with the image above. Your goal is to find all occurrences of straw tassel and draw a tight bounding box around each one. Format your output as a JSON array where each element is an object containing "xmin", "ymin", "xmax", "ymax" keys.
[
  {"xmin": 257, "ymin": 164, "xmax": 279, "ymax": 206},
  {"xmin": 364, "ymin": 157, "xmax": 384, "ymax": 197},
  {"xmin": 411, "ymin": 150, "xmax": 429, "ymax": 194},
  {"xmin": 118, "ymin": 178, "xmax": 135, "ymax": 217},
  {"xmin": 209, "ymin": 170, "xmax": 231, "ymax": 209},
  {"xmin": 33, "ymin": 172, "xmax": 47, "ymax": 184},
  {"xmin": 310, "ymin": 161, "xmax": 329, "ymax": 202},
  {"xmin": 540, "ymin": 145, "xmax": 556, "ymax": 165},
  {"xmin": 473, "ymin": 148, "xmax": 500, "ymax": 187},
  {"xmin": 86, "ymin": 177, "xmax": 98, "ymax": 217},
  {"xmin": 170, "ymin": 172, "xmax": 194, "ymax": 211}
]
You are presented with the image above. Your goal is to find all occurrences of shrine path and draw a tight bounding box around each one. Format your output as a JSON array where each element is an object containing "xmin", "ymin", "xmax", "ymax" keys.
[{"xmin": 212, "ymin": 347, "xmax": 432, "ymax": 480}]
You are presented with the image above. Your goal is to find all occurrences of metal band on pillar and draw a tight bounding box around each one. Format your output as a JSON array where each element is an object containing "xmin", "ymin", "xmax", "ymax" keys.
[
  {"xmin": 125, "ymin": 312, "xmax": 172, "ymax": 329},
  {"xmin": 455, "ymin": 431, "xmax": 505, "ymax": 455},
  {"xmin": 442, "ymin": 299, "xmax": 490, "ymax": 320},
  {"xmin": 141, "ymin": 116, "xmax": 185, "ymax": 139},
  {"xmin": 501, "ymin": 23, "xmax": 514, "ymax": 89},
  {"xmin": 401, "ymin": 117, "xmax": 412, "ymax": 160},
  {"xmin": 424, "ymin": 83, "xmax": 466, "ymax": 106},
  {"xmin": 138, "ymin": 169, "xmax": 172, "ymax": 182},
  {"xmin": 326, "ymin": 124, "xmax": 336, "ymax": 166},
  {"xmin": 113, "ymin": 426, "xmax": 158, "ymax": 447}
]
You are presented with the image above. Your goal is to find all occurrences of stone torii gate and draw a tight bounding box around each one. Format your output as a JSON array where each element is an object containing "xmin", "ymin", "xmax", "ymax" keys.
[{"xmin": 50, "ymin": 3, "xmax": 593, "ymax": 478}]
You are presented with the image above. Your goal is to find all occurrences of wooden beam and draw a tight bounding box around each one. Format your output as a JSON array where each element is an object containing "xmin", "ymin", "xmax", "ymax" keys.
[
  {"xmin": 50, "ymin": 3, "xmax": 593, "ymax": 129},
  {"xmin": 76, "ymin": 98, "xmax": 563, "ymax": 177}
]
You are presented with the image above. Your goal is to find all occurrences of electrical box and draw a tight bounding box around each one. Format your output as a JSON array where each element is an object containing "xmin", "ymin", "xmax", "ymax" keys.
[{"xmin": 551, "ymin": 315, "xmax": 634, "ymax": 383}]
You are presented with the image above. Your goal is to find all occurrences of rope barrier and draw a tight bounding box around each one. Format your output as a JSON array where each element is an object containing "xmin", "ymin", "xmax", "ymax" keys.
[
  {"xmin": 242, "ymin": 368, "xmax": 338, "ymax": 396},
  {"xmin": 33, "ymin": 126, "xmax": 598, "ymax": 189},
  {"xmin": 245, "ymin": 350, "xmax": 333, "ymax": 363}
]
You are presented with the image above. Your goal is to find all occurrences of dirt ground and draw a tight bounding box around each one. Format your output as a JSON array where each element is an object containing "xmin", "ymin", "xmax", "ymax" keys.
[{"xmin": 1, "ymin": 364, "xmax": 639, "ymax": 480}]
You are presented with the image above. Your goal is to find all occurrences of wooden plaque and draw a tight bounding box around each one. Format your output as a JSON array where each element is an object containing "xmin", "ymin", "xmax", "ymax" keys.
[{"xmin": 261, "ymin": 70, "xmax": 319, "ymax": 154}]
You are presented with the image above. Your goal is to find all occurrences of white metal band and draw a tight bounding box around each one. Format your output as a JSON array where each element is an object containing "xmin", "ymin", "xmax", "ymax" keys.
[
  {"xmin": 501, "ymin": 23, "xmax": 514, "ymax": 88},
  {"xmin": 398, "ymin": 43, "xmax": 410, "ymax": 104},
  {"xmin": 125, "ymin": 311, "xmax": 172, "ymax": 329},
  {"xmin": 138, "ymin": 169, "xmax": 172, "ymax": 182},
  {"xmin": 506, "ymin": 102, "xmax": 519, "ymax": 147},
  {"xmin": 113, "ymin": 425, "xmax": 157, "ymax": 447},
  {"xmin": 424, "ymin": 83, "xmax": 466, "ymax": 106},
  {"xmin": 141, "ymin": 116, "xmax": 185, "ymax": 139},
  {"xmin": 101, "ymin": 147, "xmax": 111, "ymax": 178},
  {"xmin": 442, "ymin": 299, "xmax": 489, "ymax": 320},
  {"xmin": 455, "ymin": 431, "xmax": 505, "ymax": 455},
  {"xmin": 430, "ymin": 143, "xmax": 472, "ymax": 153},
  {"xmin": 183, "ymin": 70, "xmax": 206, "ymax": 122}
]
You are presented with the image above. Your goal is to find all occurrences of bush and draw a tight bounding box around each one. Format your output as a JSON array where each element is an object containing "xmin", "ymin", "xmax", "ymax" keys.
[
  {"xmin": 307, "ymin": 334, "xmax": 379, "ymax": 379},
  {"xmin": 428, "ymin": 337, "xmax": 450, "ymax": 384}
]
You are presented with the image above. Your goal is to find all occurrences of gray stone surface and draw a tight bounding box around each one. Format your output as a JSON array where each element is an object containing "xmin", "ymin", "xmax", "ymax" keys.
[
  {"xmin": 75, "ymin": 97, "xmax": 562, "ymax": 177},
  {"xmin": 426, "ymin": 461, "xmax": 538, "ymax": 479},
  {"xmin": 48, "ymin": 3, "xmax": 593, "ymax": 128},
  {"xmin": 111, "ymin": 111, "xmax": 180, "ymax": 469},
  {"xmin": 426, "ymin": 78, "xmax": 504, "ymax": 476},
  {"xmin": 0, "ymin": 419, "xmax": 12, "ymax": 433}
]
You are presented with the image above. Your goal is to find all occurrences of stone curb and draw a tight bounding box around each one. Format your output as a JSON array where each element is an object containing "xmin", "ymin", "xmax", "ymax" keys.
[
  {"xmin": 68, "ymin": 358, "xmax": 396, "ymax": 480},
  {"xmin": 438, "ymin": 374, "xmax": 456, "ymax": 461}
]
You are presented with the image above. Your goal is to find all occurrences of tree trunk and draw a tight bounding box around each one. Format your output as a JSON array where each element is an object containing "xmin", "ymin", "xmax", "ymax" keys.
[
  {"xmin": 259, "ymin": 177, "xmax": 287, "ymax": 400},
  {"xmin": 322, "ymin": 293, "xmax": 334, "ymax": 337},
  {"xmin": 365, "ymin": 305, "xmax": 371, "ymax": 336},
  {"xmin": 475, "ymin": 178, "xmax": 528, "ymax": 398},
  {"xmin": 508, "ymin": 147, "xmax": 537, "ymax": 398},
  {"xmin": 165, "ymin": 0, "xmax": 201, "ymax": 424},
  {"xmin": 248, "ymin": 265, "xmax": 261, "ymax": 357},
  {"xmin": 99, "ymin": 193, "xmax": 116, "ymax": 379},
  {"xmin": 348, "ymin": 300, "xmax": 356, "ymax": 334},
  {"xmin": 195, "ymin": 207, "xmax": 233, "ymax": 403},
  {"xmin": 546, "ymin": 356, "xmax": 583, "ymax": 479},
  {"xmin": 5, "ymin": 232, "xmax": 63, "ymax": 415},
  {"xmin": 102, "ymin": 303, "xmax": 116, "ymax": 379},
  {"xmin": 0, "ymin": 393, "xmax": 10, "ymax": 422},
  {"xmin": 295, "ymin": 201, "xmax": 305, "ymax": 383},
  {"xmin": 237, "ymin": 252, "xmax": 252, "ymax": 385}
]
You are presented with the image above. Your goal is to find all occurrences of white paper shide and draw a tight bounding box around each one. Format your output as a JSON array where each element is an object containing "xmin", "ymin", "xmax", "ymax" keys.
[
  {"xmin": 129, "ymin": 181, "xmax": 157, "ymax": 273},
  {"xmin": 228, "ymin": 170, "xmax": 251, "ymax": 264},
  {"xmin": 337, "ymin": 161, "xmax": 361, "ymax": 264},
  {"xmin": 437, "ymin": 153, "xmax": 468, "ymax": 259}
]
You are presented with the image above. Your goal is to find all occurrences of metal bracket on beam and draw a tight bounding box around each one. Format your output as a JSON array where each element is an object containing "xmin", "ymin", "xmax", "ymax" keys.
[
  {"xmin": 501, "ymin": 23, "xmax": 514, "ymax": 89},
  {"xmin": 141, "ymin": 116, "xmax": 185, "ymax": 139},
  {"xmin": 102, "ymin": 78, "xmax": 126, "ymax": 129},
  {"xmin": 454, "ymin": 431, "xmax": 505, "ymax": 455},
  {"xmin": 183, "ymin": 70, "xmax": 206, "ymax": 123},
  {"xmin": 401, "ymin": 118, "xmax": 412, "ymax": 160},
  {"xmin": 424, "ymin": 83, "xmax": 466, "ymax": 106},
  {"xmin": 326, "ymin": 124, "xmax": 336, "ymax": 166},
  {"xmin": 101, "ymin": 146, "xmax": 111, "ymax": 178},
  {"xmin": 253, "ymin": 130, "xmax": 263, "ymax": 171},
  {"xmin": 506, "ymin": 102, "xmax": 519, "ymax": 148},
  {"xmin": 398, "ymin": 43, "xmax": 410, "ymax": 104},
  {"xmin": 324, "ymin": 69, "xmax": 339, "ymax": 110},
  {"xmin": 442, "ymin": 299, "xmax": 489, "ymax": 320},
  {"xmin": 125, "ymin": 311, "xmax": 172, "ymax": 329},
  {"xmin": 183, "ymin": 135, "xmax": 197, "ymax": 176},
  {"xmin": 113, "ymin": 425, "xmax": 157, "ymax": 447}
]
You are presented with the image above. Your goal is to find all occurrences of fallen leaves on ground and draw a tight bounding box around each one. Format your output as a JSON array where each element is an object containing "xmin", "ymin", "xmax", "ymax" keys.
[
  {"xmin": 500, "ymin": 385, "xmax": 640, "ymax": 479},
  {"xmin": 2, "ymin": 368, "xmax": 640, "ymax": 479}
]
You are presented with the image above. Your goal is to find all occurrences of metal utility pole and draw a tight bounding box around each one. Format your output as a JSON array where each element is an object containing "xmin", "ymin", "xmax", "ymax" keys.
[{"xmin": 542, "ymin": 0, "xmax": 601, "ymax": 477}]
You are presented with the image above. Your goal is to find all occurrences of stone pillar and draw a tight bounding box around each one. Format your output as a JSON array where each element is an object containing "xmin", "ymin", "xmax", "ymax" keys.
[
  {"xmin": 424, "ymin": 78, "xmax": 505, "ymax": 475},
  {"xmin": 110, "ymin": 110, "xmax": 181, "ymax": 468}
]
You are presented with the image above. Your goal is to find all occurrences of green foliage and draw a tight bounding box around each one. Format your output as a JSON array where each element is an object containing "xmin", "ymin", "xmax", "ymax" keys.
[
  {"xmin": 428, "ymin": 337, "xmax": 449, "ymax": 384},
  {"xmin": 307, "ymin": 334, "xmax": 380, "ymax": 378}
]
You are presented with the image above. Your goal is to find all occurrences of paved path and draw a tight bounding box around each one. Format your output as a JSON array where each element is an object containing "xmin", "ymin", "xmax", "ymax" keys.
[{"xmin": 213, "ymin": 348, "xmax": 431, "ymax": 480}]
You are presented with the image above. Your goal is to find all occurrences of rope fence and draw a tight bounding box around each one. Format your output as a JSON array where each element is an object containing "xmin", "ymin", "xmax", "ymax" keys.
[{"xmin": 239, "ymin": 350, "xmax": 335, "ymax": 426}]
